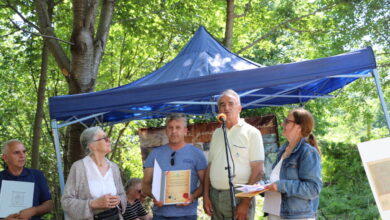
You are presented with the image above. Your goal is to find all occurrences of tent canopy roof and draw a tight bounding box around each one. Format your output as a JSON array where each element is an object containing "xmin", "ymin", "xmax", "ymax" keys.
[{"xmin": 49, "ymin": 26, "xmax": 377, "ymax": 124}]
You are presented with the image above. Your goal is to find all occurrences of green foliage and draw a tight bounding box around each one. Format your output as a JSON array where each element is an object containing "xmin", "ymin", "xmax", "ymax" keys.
[
  {"xmin": 318, "ymin": 141, "xmax": 380, "ymax": 219},
  {"xmin": 321, "ymin": 142, "xmax": 365, "ymax": 187},
  {"xmin": 110, "ymin": 121, "xmax": 145, "ymax": 181},
  {"xmin": 0, "ymin": 0, "xmax": 389, "ymax": 218}
]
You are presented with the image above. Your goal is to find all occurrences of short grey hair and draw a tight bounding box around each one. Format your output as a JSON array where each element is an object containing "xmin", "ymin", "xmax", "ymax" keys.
[
  {"xmin": 2, "ymin": 139, "xmax": 23, "ymax": 155},
  {"xmin": 217, "ymin": 89, "xmax": 241, "ymax": 106},
  {"xmin": 165, "ymin": 113, "xmax": 187, "ymax": 127},
  {"xmin": 80, "ymin": 126, "xmax": 104, "ymax": 152},
  {"xmin": 125, "ymin": 178, "xmax": 142, "ymax": 192}
]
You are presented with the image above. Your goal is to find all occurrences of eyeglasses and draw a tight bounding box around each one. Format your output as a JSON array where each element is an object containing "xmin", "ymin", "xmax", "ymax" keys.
[
  {"xmin": 283, "ymin": 118, "xmax": 295, "ymax": 125},
  {"xmin": 93, "ymin": 136, "xmax": 110, "ymax": 143},
  {"xmin": 170, "ymin": 151, "xmax": 176, "ymax": 166},
  {"xmin": 132, "ymin": 189, "xmax": 142, "ymax": 193}
]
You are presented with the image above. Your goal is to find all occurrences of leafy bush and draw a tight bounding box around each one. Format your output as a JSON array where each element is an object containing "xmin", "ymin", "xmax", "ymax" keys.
[{"xmin": 318, "ymin": 141, "xmax": 380, "ymax": 220}]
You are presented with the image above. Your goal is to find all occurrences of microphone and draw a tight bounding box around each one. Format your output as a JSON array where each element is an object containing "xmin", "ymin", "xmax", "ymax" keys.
[{"xmin": 216, "ymin": 113, "xmax": 227, "ymax": 123}]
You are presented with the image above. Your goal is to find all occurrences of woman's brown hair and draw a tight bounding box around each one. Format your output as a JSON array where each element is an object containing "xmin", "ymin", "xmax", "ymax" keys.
[{"xmin": 291, "ymin": 108, "xmax": 321, "ymax": 155}]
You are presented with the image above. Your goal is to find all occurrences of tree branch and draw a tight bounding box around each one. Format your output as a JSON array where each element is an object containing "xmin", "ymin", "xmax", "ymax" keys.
[
  {"xmin": 92, "ymin": 0, "xmax": 116, "ymax": 82},
  {"xmin": 9, "ymin": 19, "xmax": 74, "ymax": 45},
  {"xmin": 110, "ymin": 121, "xmax": 131, "ymax": 161},
  {"xmin": 379, "ymin": 63, "xmax": 390, "ymax": 68},
  {"xmin": 224, "ymin": 0, "xmax": 235, "ymax": 49},
  {"xmin": 285, "ymin": 24, "xmax": 319, "ymax": 33},
  {"xmin": 34, "ymin": 0, "xmax": 71, "ymax": 78},
  {"xmin": 113, "ymin": 1, "xmax": 182, "ymax": 24},
  {"xmin": 156, "ymin": 33, "xmax": 174, "ymax": 66},
  {"xmin": 238, "ymin": 4, "xmax": 336, "ymax": 53},
  {"xmin": 4, "ymin": 0, "xmax": 40, "ymax": 31},
  {"xmin": 0, "ymin": 29, "xmax": 19, "ymax": 38},
  {"xmin": 3, "ymin": 0, "xmax": 72, "ymax": 46},
  {"xmin": 234, "ymin": 0, "xmax": 252, "ymax": 18}
]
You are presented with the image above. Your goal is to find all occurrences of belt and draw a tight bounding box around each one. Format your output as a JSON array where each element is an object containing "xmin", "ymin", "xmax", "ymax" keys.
[{"xmin": 211, "ymin": 186, "xmax": 231, "ymax": 192}]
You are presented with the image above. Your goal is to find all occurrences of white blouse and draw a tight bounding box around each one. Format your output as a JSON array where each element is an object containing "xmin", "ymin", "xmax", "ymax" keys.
[
  {"xmin": 83, "ymin": 156, "xmax": 117, "ymax": 199},
  {"xmin": 263, "ymin": 158, "xmax": 284, "ymax": 216}
]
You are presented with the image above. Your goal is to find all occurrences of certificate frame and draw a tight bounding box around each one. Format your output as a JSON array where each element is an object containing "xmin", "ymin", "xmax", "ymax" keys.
[
  {"xmin": 152, "ymin": 160, "xmax": 191, "ymax": 205},
  {"xmin": 163, "ymin": 170, "xmax": 191, "ymax": 204}
]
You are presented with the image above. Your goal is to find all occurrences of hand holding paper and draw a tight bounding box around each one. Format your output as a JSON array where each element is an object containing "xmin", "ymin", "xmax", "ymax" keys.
[
  {"xmin": 0, "ymin": 180, "xmax": 34, "ymax": 218},
  {"xmin": 4, "ymin": 213, "xmax": 21, "ymax": 220},
  {"xmin": 264, "ymin": 182, "xmax": 278, "ymax": 192},
  {"xmin": 18, "ymin": 207, "xmax": 36, "ymax": 219},
  {"xmin": 152, "ymin": 198, "xmax": 164, "ymax": 207},
  {"xmin": 235, "ymin": 182, "xmax": 270, "ymax": 198},
  {"xmin": 176, "ymin": 194, "xmax": 193, "ymax": 206}
]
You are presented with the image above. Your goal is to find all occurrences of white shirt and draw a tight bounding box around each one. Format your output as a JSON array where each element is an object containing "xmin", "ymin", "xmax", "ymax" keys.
[
  {"xmin": 83, "ymin": 156, "xmax": 117, "ymax": 199},
  {"xmin": 263, "ymin": 158, "xmax": 283, "ymax": 216},
  {"xmin": 208, "ymin": 119, "xmax": 264, "ymax": 189}
]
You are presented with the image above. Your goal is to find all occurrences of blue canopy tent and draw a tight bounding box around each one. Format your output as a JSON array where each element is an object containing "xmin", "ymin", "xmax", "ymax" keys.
[{"xmin": 49, "ymin": 26, "xmax": 389, "ymax": 193}]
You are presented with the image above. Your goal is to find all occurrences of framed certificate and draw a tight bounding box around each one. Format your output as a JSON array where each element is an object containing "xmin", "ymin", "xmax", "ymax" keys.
[
  {"xmin": 0, "ymin": 180, "xmax": 34, "ymax": 218},
  {"xmin": 164, "ymin": 170, "xmax": 191, "ymax": 204},
  {"xmin": 152, "ymin": 160, "xmax": 191, "ymax": 204}
]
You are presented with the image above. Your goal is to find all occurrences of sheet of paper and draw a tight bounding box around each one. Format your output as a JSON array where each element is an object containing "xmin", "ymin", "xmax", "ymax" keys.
[
  {"xmin": 358, "ymin": 137, "xmax": 390, "ymax": 220},
  {"xmin": 164, "ymin": 170, "xmax": 191, "ymax": 204},
  {"xmin": 235, "ymin": 183, "xmax": 267, "ymax": 192},
  {"xmin": 152, "ymin": 159, "xmax": 162, "ymax": 202},
  {"xmin": 0, "ymin": 180, "xmax": 34, "ymax": 218},
  {"xmin": 235, "ymin": 183, "xmax": 269, "ymax": 198}
]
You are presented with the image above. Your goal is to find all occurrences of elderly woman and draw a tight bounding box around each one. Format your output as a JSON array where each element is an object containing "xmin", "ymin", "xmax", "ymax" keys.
[
  {"xmin": 123, "ymin": 178, "xmax": 152, "ymax": 220},
  {"xmin": 263, "ymin": 108, "xmax": 322, "ymax": 220},
  {"xmin": 62, "ymin": 126, "xmax": 127, "ymax": 220}
]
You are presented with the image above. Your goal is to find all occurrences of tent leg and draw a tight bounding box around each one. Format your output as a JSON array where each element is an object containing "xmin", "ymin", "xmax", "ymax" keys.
[
  {"xmin": 372, "ymin": 69, "xmax": 390, "ymax": 134},
  {"xmin": 52, "ymin": 120, "xmax": 65, "ymax": 194}
]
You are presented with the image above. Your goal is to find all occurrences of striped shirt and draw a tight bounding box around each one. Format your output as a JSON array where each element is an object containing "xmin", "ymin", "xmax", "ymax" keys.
[{"xmin": 123, "ymin": 200, "xmax": 148, "ymax": 220}]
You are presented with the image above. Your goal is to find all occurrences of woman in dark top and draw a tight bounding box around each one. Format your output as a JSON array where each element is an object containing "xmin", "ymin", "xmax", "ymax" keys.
[{"xmin": 123, "ymin": 178, "xmax": 152, "ymax": 220}]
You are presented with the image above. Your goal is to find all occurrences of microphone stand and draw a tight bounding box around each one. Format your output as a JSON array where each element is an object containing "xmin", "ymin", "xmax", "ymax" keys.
[{"xmin": 221, "ymin": 120, "xmax": 236, "ymax": 220}]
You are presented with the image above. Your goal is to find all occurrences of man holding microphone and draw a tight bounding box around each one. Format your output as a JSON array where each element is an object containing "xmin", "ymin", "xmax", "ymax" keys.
[{"xmin": 203, "ymin": 89, "xmax": 265, "ymax": 220}]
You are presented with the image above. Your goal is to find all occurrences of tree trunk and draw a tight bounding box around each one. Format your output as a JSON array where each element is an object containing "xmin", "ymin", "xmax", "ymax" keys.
[
  {"xmin": 65, "ymin": 0, "xmax": 116, "ymax": 165},
  {"xmin": 31, "ymin": 40, "xmax": 49, "ymax": 169},
  {"xmin": 223, "ymin": 0, "xmax": 235, "ymax": 49},
  {"xmin": 35, "ymin": 0, "xmax": 116, "ymax": 167},
  {"xmin": 31, "ymin": 0, "xmax": 55, "ymax": 169},
  {"xmin": 67, "ymin": 123, "xmax": 86, "ymax": 164}
]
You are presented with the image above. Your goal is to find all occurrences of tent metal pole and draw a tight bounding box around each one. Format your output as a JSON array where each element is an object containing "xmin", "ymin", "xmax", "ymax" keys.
[
  {"xmin": 57, "ymin": 112, "xmax": 107, "ymax": 129},
  {"xmin": 242, "ymin": 79, "xmax": 319, "ymax": 108},
  {"xmin": 52, "ymin": 119, "xmax": 65, "ymax": 194},
  {"xmin": 372, "ymin": 69, "xmax": 390, "ymax": 134}
]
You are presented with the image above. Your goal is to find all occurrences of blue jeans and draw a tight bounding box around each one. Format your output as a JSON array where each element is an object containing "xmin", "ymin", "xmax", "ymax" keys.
[{"xmin": 152, "ymin": 215, "xmax": 197, "ymax": 220}]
